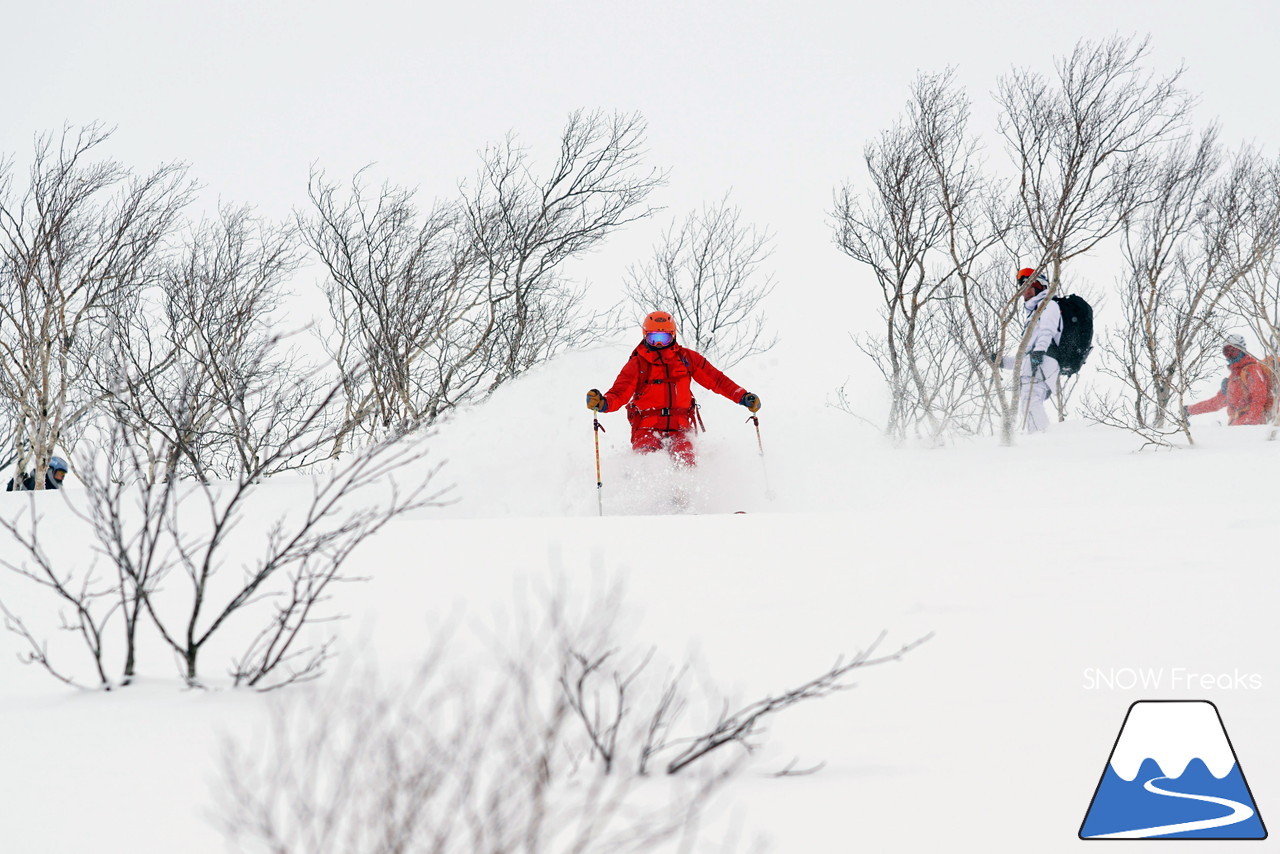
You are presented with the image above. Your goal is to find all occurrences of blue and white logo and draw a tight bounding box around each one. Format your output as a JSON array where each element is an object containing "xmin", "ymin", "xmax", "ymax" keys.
[{"xmin": 1080, "ymin": 700, "xmax": 1266, "ymax": 839}]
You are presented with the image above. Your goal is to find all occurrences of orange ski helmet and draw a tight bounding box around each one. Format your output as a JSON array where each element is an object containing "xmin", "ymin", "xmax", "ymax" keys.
[
  {"xmin": 1016, "ymin": 267, "xmax": 1036, "ymax": 284},
  {"xmin": 642, "ymin": 311, "xmax": 677, "ymax": 348},
  {"xmin": 642, "ymin": 311, "xmax": 677, "ymax": 334}
]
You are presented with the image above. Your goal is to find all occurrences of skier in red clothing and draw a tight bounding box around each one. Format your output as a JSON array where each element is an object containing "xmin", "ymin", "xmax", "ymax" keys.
[
  {"xmin": 585, "ymin": 311, "xmax": 761, "ymax": 466},
  {"xmin": 1185, "ymin": 334, "xmax": 1275, "ymax": 425}
]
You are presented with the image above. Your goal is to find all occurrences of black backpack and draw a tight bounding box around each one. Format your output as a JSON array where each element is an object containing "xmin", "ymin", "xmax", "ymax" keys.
[{"xmin": 1046, "ymin": 294, "xmax": 1094, "ymax": 376}]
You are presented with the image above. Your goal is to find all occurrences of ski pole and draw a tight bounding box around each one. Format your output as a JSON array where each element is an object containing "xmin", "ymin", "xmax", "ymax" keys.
[
  {"xmin": 593, "ymin": 414, "xmax": 606, "ymax": 516},
  {"xmin": 746, "ymin": 415, "xmax": 775, "ymax": 500}
]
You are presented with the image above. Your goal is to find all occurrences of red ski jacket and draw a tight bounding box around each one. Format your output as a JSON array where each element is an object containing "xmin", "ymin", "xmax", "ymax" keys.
[
  {"xmin": 602, "ymin": 342, "xmax": 746, "ymax": 432},
  {"xmin": 1186, "ymin": 353, "xmax": 1275, "ymax": 425}
]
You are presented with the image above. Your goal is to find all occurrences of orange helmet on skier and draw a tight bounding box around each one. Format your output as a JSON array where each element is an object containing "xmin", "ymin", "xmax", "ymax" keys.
[
  {"xmin": 1017, "ymin": 267, "xmax": 1049, "ymax": 288},
  {"xmin": 642, "ymin": 311, "xmax": 677, "ymax": 348}
]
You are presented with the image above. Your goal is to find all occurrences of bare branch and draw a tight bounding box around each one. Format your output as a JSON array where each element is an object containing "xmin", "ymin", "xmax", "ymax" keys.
[
  {"xmin": 625, "ymin": 195, "xmax": 777, "ymax": 367},
  {"xmin": 664, "ymin": 631, "xmax": 934, "ymax": 775}
]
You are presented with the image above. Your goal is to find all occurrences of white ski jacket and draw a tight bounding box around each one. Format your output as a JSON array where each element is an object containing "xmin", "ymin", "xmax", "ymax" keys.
[{"xmin": 1023, "ymin": 290, "xmax": 1062, "ymax": 355}]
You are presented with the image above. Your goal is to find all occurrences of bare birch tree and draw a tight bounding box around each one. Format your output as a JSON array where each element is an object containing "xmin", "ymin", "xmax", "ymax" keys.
[
  {"xmin": 625, "ymin": 196, "xmax": 777, "ymax": 367},
  {"xmin": 0, "ymin": 399, "xmax": 447, "ymax": 689},
  {"xmin": 0, "ymin": 502, "xmax": 116, "ymax": 689},
  {"xmin": 457, "ymin": 108, "xmax": 664, "ymax": 392},
  {"xmin": 303, "ymin": 174, "xmax": 476, "ymax": 444},
  {"xmin": 0, "ymin": 124, "xmax": 192, "ymax": 485},
  {"xmin": 995, "ymin": 35, "xmax": 1192, "ymax": 443},
  {"xmin": 218, "ymin": 579, "xmax": 931, "ymax": 852},
  {"xmin": 1089, "ymin": 143, "xmax": 1280, "ymax": 445},
  {"xmin": 1089, "ymin": 130, "xmax": 1219, "ymax": 442},
  {"xmin": 308, "ymin": 109, "xmax": 665, "ymax": 449},
  {"xmin": 218, "ymin": 591, "xmax": 729, "ymax": 854},
  {"xmin": 834, "ymin": 69, "xmax": 1012, "ymax": 442},
  {"xmin": 89, "ymin": 205, "xmax": 320, "ymax": 480}
]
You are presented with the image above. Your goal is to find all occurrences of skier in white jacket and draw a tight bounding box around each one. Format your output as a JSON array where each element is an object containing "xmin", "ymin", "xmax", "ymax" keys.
[{"xmin": 999, "ymin": 268, "xmax": 1063, "ymax": 433}]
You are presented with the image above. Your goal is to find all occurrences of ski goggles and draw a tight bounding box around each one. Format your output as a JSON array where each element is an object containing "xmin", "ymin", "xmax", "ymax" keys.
[{"xmin": 645, "ymin": 331, "xmax": 674, "ymax": 347}]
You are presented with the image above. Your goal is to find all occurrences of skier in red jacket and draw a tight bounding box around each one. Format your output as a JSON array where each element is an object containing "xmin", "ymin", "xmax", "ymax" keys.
[
  {"xmin": 585, "ymin": 311, "xmax": 760, "ymax": 466},
  {"xmin": 1185, "ymin": 334, "xmax": 1275, "ymax": 425}
]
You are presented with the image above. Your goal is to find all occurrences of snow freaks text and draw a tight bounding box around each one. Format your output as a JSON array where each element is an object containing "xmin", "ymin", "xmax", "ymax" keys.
[{"xmin": 1082, "ymin": 668, "xmax": 1263, "ymax": 692}]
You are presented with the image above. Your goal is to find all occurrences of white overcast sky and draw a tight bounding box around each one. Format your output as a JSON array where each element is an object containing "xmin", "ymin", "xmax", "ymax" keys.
[{"xmin": 5, "ymin": 0, "xmax": 1280, "ymax": 341}]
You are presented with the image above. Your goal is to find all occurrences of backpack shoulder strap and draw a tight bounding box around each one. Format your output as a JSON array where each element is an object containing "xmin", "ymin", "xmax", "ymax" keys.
[
  {"xmin": 632, "ymin": 350, "xmax": 650, "ymax": 389},
  {"xmin": 628, "ymin": 349, "xmax": 665, "ymax": 409}
]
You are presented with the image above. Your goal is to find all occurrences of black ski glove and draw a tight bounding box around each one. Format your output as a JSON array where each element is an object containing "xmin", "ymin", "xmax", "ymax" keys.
[
  {"xmin": 1029, "ymin": 350, "xmax": 1045, "ymax": 371},
  {"xmin": 586, "ymin": 389, "xmax": 607, "ymax": 412},
  {"xmin": 739, "ymin": 392, "xmax": 761, "ymax": 413}
]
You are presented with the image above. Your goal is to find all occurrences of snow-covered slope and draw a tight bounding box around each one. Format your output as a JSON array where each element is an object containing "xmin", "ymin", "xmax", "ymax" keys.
[{"xmin": 2, "ymin": 336, "xmax": 1278, "ymax": 853}]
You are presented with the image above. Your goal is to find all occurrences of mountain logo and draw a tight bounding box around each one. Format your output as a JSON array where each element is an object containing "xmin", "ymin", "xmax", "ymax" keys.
[{"xmin": 1080, "ymin": 700, "xmax": 1266, "ymax": 840}]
